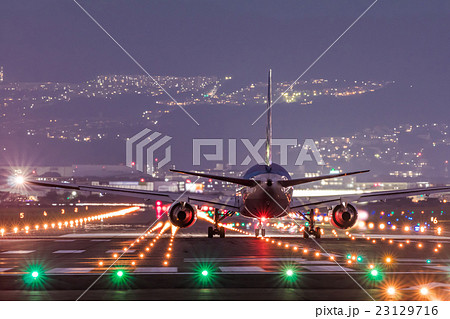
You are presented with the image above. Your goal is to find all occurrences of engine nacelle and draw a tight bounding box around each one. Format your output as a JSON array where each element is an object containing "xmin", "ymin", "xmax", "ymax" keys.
[
  {"xmin": 168, "ymin": 202, "xmax": 197, "ymax": 228},
  {"xmin": 330, "ymin": 203, "xmax": 358, "ymax": 229}
]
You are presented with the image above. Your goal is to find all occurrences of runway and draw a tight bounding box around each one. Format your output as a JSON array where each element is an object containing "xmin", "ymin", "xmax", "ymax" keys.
[{"xmin": 0, "ymin": 218, "xmax": 448, "ymax": 301}]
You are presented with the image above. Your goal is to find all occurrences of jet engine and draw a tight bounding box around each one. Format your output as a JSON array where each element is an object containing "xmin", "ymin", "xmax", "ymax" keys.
[
  {"xmin": 168, "ymin": 202, "xmax": 197, "ymax": 228},
  {"xmin": 330, "ymin": 203, "xmax": 358, "ymax": 229}
]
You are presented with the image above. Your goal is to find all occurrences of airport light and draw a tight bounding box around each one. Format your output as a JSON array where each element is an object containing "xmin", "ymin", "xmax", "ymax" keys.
[
  {"xmin": 14, "ymin": 175, "xmax": 25, "ymax": 185},
  {"xmin": 385, "ymin": 257, "xmax": 392, "ymax": 264},
  {"xmin": 387, "ymin": 287, "xmax": 396, "ymax": 296},
  {"xmin": 116, "ymin": 270, "xmax": 124, "ymax": 277},
  {"xmin": 201, "ymin": 270, "xmax": 208, "ymax": 277},
  {"xmin": 286, "ymin": 269, "xmax": 294, "ymax": 277},
  {"xmin": 357, "ymin": 256, "xmax": 363, "ymax": 262},
  {"xmin": 420, "ymin": 287, "xmax": 429, "ymax": 296},
  {"xmin": 370, "ymin": 269, "xmax": 379, "ymax": 277},
  {"xmin": 426, "ymin": 259, "xmax": 431, "ymax": 264},
  {"xmin": 31, "ymin": 271, "xmax": 39, "ymax": 279}
]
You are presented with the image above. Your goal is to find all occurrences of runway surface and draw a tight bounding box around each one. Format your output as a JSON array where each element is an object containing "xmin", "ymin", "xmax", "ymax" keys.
[{"xmin": 0, "ymin": 217, "xmax": 448, "ymax": 301}]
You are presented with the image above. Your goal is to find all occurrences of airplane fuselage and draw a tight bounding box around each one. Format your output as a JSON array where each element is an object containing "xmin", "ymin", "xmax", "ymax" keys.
[{"xmin": 239, "ymin": 164, "xmax": 293, "ymax": 220}]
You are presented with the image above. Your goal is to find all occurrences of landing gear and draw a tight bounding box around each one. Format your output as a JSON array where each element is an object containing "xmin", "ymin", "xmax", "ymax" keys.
[
  {"xmin": 207, "ymin": 208, "xmax": 233, "ymax": 238},
  {"xmin": 255, "ymin": 219, "xmax": 266, "ymax": 237},
  {"xmin": 301, "ymin": 209, "xmax": 322, "ymax": 239}
]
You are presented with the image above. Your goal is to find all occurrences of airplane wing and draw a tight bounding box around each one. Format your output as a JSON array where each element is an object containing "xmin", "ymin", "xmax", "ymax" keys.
[
  {"xmin": 278, "ymin": 170, "xmax": 369, "ymax": 187},
  {"xmin": 290, "ymin": 186, "xmax": 450, "ymax": 211},
  {"xmin": 170, "ymin": 169, "xmax": 257, "ymax": 187},
  {"xmin": 26, "ymin": 180, "xmax": 240, "ymax": 211}
]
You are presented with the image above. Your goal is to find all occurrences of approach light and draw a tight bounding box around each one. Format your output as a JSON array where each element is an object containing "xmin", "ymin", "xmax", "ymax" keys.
[
  {"xmin": 387, "ymin": 287, "xmax": 396, "ymax": 296},
  {"xmin": 420, "ymin": 287, "xmax": 429, "ymax": 296}
]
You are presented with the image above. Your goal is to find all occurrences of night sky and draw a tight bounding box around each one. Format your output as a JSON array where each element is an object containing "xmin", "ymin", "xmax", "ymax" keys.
[
  {"xmin": 1, "ymin": 0, "xmax": 449, "ymax": 171},
  {"xmin": 1, "ymin": 0, "xmax": 449, "ymax": 87}
]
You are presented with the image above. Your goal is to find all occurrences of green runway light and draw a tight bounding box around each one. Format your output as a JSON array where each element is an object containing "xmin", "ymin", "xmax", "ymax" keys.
[
  {"xmin": 347, "ymin": 254, "xmax": 352, "ymax": 259},
  {"xmin": 426, "ymin": 259, "xmax": 431, "ymax": 264},
  {"xmin": 370, "ymin": 269, "xmax": 379, "ymax": 277},
  {"xmin": 286, "ymin": 269, "xmax": 294, "ymax": 277},
  {"xmin": 31, "ymin": 271, "xmax": 39, "ymax": 279},
  {"xmin": 201, "ymin": 270, "xmax": 208, "ymax": 276},
  {"xmin": 357, "ymin": 256, "xmax": 363, "ymax": 262},
  {"xmin": 117, "ymin": 270, "xmax": 124, "ymax": 277}
]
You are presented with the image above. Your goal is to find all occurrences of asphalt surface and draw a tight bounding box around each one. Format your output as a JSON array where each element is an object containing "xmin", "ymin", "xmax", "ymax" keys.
[{"xmin": 0, "ymin": 217, "xmax": 448, "ymax": 301}]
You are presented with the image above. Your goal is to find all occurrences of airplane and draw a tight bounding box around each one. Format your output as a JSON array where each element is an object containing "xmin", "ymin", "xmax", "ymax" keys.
[{"xmin": 25, "ymin": 70, "xmax": 450, "ymax": 238}]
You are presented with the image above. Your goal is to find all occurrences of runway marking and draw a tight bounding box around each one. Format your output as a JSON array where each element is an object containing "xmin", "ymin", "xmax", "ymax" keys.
[
  {"xmin": 184, "ymin": 257, "xmax": 307, "ymax": 263},
  {"xmin": 47, "ymin": 268, "xmax": 94, "ymax": 274},
  {"xmin": 0, "ymin": 268, "xmax": 13, "ymax": 272},
  {"xmin": 134, "ymin": 267, "xmax": 178, "ymax": 273},
  {"xmin": 105, "ymin": 249, "xmax": 136, "ymax": 254},
  {"xmin": 424, "ymin": 265, "xmax": 450, "ymax": 272},
  {"xmin": 54, "ymin": 239, "xmax": 76, "ymax": 242},
  {"xmin": 219, "ymin": 266, "xmax": 265, "ymax": 272},
  {"xmin": 53, "ymin": 250, "xmax": 86, "ymax": 254},
  {"xmin": 1, "ymin": 250, "xmax": 35, "ymax": 254},
  {"xmin": 397, "ymin": 258, "xmax": 450, "ymax": 263},
  {"xmin": 90, "ymin": 239, "xmax": 111, "ymax": 242},
  {"xmin": 302, "ymin": 265, "xmax": 355, "ymax": 272}
]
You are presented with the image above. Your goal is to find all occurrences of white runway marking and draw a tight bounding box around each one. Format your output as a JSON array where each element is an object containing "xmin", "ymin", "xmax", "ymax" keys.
[
  {"xmin": 1, "ymin": 250, "xmax": 35, "ymax": 254},
  {"xmin": 134, "ymin": 267, "xmax": 178, "ymax": 273},
  {"xmin": 90, "ymin": 239, "xmax": 111, "ymax": 242},
  {"xmin": 53, "ymin": 250, "xmax": 86, "ymax": 254},
  {"xmin": 302, "ymin": 265, "xmax": 354, "ymax": 272},
  {"xmin": 105, "ymin": 249, "xmax": 136, "ymax": 254},
  {"xmin": 54, "ymin": 239, "xmax": 75, "ymax": 242},
  {"xmin": 185, "ymin": 257, "xmax": 306, "ymax": 263},
  {"xmin": 47, "ymin": 268, "xmax": 94, "ymax": 274},
  {"xmin": 219, "ymin": 266, "xmax": 265, "ymax": 272},
  {"xmin": 0, "ymin": 268, "xmax": 13, "ymax": 272},
  {"xmin": 424, "ymin": 265, "xmax": 450, "ymax": 272}
]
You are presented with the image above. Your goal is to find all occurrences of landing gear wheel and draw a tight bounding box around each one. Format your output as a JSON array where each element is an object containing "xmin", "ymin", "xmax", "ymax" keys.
[
  {"xmin": 303, "ymin": 230, "xmax": 309, "ymax": 238},
  {"xmin": 255, "ymin": 229, "xmax": 260, "ymax": 237},
  {"xmin": 219, "ymin": 227, "xmax": 225, "ymax": 238},
  {"xmin": 208, "ymin": 226, "xmax": 213, "ymax": 238},
  {"xmin": 261, "ymin": 229, "xmax": 266, "ymax": 237},
  {"xmin": 315, "ymin": 227, "xmax": 321, "ymax": 239}
]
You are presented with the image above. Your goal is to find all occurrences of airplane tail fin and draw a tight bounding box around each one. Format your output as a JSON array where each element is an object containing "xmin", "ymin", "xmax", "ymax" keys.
[{"xmin": 265, "ymin": 69, "xmax": 272, "ymax": 166}]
